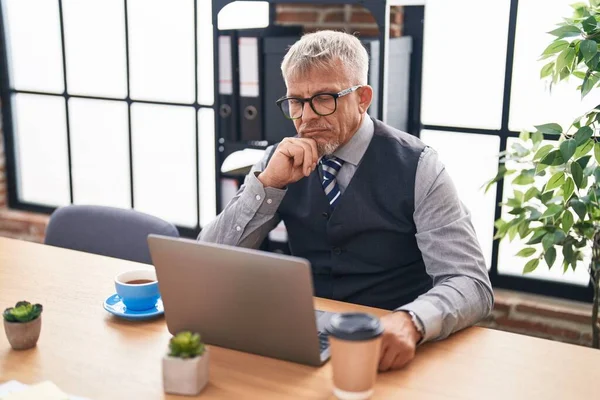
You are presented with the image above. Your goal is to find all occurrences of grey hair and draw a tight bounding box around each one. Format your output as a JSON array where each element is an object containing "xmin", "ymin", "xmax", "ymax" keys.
[{"xmin": 281, "ymin": 30, "xmax": 369, "ymax": 85}]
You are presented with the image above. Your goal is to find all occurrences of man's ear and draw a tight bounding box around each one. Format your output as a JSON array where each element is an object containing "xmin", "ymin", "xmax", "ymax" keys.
[{"xmin": 358, "ymin": 85, "xmax": 373, "ymax": 114}]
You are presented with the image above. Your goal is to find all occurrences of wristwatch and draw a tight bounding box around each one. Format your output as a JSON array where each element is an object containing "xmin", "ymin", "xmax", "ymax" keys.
[{"xmin": 405, "ymin": 310, "xmax": 425, "ymax": 339}]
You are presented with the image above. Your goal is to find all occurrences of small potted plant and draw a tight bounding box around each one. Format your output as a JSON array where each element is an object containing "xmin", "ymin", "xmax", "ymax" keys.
[
  {"xmin": 3, "ymin": 301, "xmax": 43, "ymax": 350},
  {"xmin": 163, "ymin": 331, "xmax": 209, "ymax": 396}
]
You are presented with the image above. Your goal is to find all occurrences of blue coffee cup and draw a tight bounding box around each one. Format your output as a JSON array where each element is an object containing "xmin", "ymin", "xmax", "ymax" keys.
[{"xmin": 115, "ymin": 269, "xmax": 160, "ymax": 311}]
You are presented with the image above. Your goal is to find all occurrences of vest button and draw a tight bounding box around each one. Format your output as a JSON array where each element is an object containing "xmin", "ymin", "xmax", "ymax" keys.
[
  {"xmin": 333, "ymin": 247, "xmax": 342, "ymax": 255},
  {"xmin": 322, "ymin": 212, "xmax": 329, "ymax": 219}
]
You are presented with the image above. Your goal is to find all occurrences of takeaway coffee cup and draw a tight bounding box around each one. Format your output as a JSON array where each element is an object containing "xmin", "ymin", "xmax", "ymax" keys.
[{"xmin": 325, "ymin": 312, "xmax": 384, "ymax": 400}]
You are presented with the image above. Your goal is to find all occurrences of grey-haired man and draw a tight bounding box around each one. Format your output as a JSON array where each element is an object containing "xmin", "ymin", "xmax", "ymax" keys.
[{"xmin": 199, "ymin": 30, "xmax": 493, "ymax": 371}]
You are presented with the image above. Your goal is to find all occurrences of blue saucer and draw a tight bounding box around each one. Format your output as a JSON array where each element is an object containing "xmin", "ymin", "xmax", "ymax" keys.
[{"xmin": 103, "ymin": 294, "xmax": 164, "ymax": 320}]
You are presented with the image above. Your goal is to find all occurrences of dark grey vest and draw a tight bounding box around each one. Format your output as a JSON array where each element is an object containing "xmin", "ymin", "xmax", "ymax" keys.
[{"xmin": 277, "ymin": 119, "xmax": 433, "ymax": 310}]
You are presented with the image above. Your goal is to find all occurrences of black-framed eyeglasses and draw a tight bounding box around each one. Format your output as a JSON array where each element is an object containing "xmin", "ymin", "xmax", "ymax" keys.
[{"xmin": 275, "ymin": 85, "xmax": 362, "ymax": 120}]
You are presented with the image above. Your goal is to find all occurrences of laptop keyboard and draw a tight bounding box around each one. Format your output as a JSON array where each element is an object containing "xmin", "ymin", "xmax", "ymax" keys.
[{"xmin": 318, "ymin": 332, "xmax": 330, "ymax": 352}]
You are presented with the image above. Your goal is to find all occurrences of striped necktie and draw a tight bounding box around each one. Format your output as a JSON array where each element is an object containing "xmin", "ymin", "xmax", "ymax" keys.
[{"xmin": 320, "ymin": 156, "xmax": 345, "ymax": 209}]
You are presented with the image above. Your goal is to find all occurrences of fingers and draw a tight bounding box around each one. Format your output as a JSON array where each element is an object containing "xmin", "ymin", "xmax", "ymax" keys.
[
  {"xmin": 378, "ymin": 341, "xmax": 396, "ymax": 372},
  {"xmin": 295, "ymin": 140, "xmax": 315, "ymax": 176},
  {"xmin": 297, "ymin": 138, "xmax": 319, "ymax": 167},
  {"xmin": 280, "ymin": 138, "xmax": 318, "ymax": 176},
  {"xmin": 378, "ymin": 333, "xmax": 416, "ymax": 372}
]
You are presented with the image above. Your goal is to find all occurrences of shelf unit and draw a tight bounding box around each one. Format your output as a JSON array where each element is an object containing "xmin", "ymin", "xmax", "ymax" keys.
[{"xmin": 211, "ymin": 0, "xmax": 427, "ymax": 212}]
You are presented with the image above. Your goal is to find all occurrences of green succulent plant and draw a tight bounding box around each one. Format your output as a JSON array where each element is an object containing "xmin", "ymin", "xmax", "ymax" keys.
[
  {"xmin": 168, "ymin": 331, "xmax": 205, "ymax": 359},
  {"xmin": 3, "ymin": 301, "xmax": 43, "ymax": 323}
]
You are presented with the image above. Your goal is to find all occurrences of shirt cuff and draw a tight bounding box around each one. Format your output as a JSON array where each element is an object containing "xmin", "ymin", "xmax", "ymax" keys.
[
  {"xmin": 396, "ymin": 299, "xmax": 443, "ymax": 344},
  {"xmin": 240, "ymin": 172, "xmax": 286, "ymax": 215}
]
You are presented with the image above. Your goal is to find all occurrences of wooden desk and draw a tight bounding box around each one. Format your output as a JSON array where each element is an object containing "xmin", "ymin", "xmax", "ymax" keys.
[{"xmin": 0, "ymin": 237, "xmax": 598, "ymax": 399}]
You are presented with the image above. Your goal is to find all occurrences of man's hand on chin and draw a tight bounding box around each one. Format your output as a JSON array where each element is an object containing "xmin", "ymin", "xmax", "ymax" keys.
[{"xmin": 378, "ymin": 312, "xmax": 422, "ymax": 372}]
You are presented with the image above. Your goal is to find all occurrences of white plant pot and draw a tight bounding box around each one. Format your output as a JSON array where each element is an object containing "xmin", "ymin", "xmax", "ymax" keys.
[{"xmin": 162, "ymin": 347, "xmax": 210, "ymax": 396}]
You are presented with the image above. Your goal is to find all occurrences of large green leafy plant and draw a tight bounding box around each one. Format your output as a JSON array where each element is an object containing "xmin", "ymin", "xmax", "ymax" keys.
[{"xmin": 488, "ymin": 1, "xmax": 600, "ymax": 349}]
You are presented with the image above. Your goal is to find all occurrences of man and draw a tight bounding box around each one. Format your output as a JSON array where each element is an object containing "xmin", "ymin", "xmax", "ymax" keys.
[{"xmin": 199, "ymin": 30, "xmax": 493, "ymax": 371}]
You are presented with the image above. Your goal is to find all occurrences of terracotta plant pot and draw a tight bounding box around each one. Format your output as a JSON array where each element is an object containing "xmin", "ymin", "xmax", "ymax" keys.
[
  {"xmin": 162, "ymin": 347, "xmax": 210, "ymax": 396},
  {"xmin": 3, "ymin": 316, "xmax": 42, "ymax": 350}
]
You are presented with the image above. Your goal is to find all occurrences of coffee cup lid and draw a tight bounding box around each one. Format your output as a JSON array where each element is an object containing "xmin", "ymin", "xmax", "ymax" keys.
[{"xmin": 325, "ymin": 312, "xmax": 383, "ymax": 341}]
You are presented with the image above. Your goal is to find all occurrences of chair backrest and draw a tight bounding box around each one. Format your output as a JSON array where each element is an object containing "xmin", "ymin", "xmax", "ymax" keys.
[{"xmin": 45, "ymin": 205, "xmax": 180, "ymax": 264}]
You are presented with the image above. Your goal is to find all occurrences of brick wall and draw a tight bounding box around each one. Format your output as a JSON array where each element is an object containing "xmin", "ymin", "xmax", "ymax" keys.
[
  {"xmin": 276, "ymin": 4, "xmax": 403, "ymax": 38},
  {"xmin": 477, "ymin": 290, "xmax": 597, "ymax": 347}
]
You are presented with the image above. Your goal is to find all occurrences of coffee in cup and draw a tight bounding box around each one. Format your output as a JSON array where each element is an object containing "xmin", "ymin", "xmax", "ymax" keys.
[
  {"xmin": 115, "ymin": 269, "xmax": 160, "ymax": 311},
  {"xmin": 325, "ymin": 312, "xmax": 384, "ymax": 400}
]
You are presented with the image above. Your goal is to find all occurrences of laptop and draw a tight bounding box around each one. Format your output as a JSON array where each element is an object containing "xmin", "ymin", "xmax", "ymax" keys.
[{"xmin": 147, "ymin": 235, "xmax": 333, "ymax": 366}]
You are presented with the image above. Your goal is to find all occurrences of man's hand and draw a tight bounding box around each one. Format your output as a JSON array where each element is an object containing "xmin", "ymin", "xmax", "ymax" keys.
[
  {"xmin": 378, "ymin": 311, "xmax": 422, "ymax": 372},
  {"xmin": 258, "ymin": 138, "xmax": 319, "ymax": 189}
]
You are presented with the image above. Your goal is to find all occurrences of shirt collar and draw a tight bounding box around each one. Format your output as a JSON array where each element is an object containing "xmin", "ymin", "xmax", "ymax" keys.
[{"xmin": 332, "ymin": 114, "xmax": 374, "ymax": 166}]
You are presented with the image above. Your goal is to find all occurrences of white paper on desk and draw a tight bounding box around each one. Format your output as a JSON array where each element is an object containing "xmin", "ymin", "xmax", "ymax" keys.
[
  {"xmin": 0, "ymin": 381, "xmax": 28, "ymax": 397},
  {"xmin": 0, "ymin": 381, "xmax": 91, "ymax": 400},
  {"xmin": 238, "ymin": 37, "xmax": 259, "ymax": 97},
  {"xmin": 2, "ymin": 381, "xmax": 70, "ymax": 400}
]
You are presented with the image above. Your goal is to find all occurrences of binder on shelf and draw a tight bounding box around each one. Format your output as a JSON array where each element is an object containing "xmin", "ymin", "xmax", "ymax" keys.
[
  {"xmin": 263, "ymin": 35, "xmax": 301, "ymax": 143},
  {"xmin": 218, "ymin": 32, "xmax": 239, "ymax": 142},
  {"xmin": 238, "ymin": 33, "xmax": 263, "ymax": 142}
]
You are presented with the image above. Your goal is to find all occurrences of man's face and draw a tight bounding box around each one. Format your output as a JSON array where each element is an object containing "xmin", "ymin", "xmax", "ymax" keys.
[{"xmin": 285, "ymin": 64, "xmax": 370, "ymax": 157}]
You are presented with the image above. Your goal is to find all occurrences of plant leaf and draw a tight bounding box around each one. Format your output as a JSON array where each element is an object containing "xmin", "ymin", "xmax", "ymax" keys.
[
  {"xmin": 595, "ymin": 142, "xmax": 600, "ymax": 164},
  {"xmin": 534, "ymin": 144, "xmax": 554, "ymax": 161},
  {"xmin": 544, "ymin": 246, "xmax": 557, "ymax": 268},
  {"xmin": 516, "ymin": 247, "xmax": 537, "ymax": 257},
  {"xmin": 535, "ymin": 123, "xmax": 563, "ymax": 135},
  {"xmin": 526, "ymin": 229, "xmax": 547, "ymax": 244},
  {"xmin": 563, "ymin": 243, "xmax": 575, "ymax": 266},
  {"xmin": 542, "ymin": 40, "xmax": 569, "ymax": 56},
  {"xmin": 541, "ymin": 204, "xmax": 563, "ymax": 218},
  {"xmin": 559, "ymin": 139, "xmax": 578, "ymax": 161},
  {"xmin": 540, "ymin": 150, "xmax": 558, "ymax": 165},
  {"xmin": 540, "ymin": 61, "xmax": 554, "ymax": 79},
  {"xmin": 532, "ymin": 131, "xmax": 544, "ymax": 146},
  {"xmin": 523, "ymin": 258, "xmax": 540, "ymax": 274},
  {"xmin": 573, "ymin": 139, "xmax": 594, "ymax": 159},
  {"xmin": 580, "ymin": 39, "xmax": 598, "ymax": 62},
  {"xmin": 571, "ymin": 199, "xmax": 587, "ymax": 220},
  {"xmin": 512, "ymin": 171, "xmax": 535, "ymax": 185},
  {"xmin": 541, "ymin": 191, "xmax": 555, "ymax": 203},
  {"xmin": 571, "ymin": 161, "xmax": 584, "ymax": 188},
  {"xmin": 542, "ymin": 232, "xmax": 555, "ymax": 251},
  {"xmin": 563, "ymin": 177, "xmax": 575, "ymax": 201},
  {"xmin": 524, "ymin": 187, "xmax": 540, "ymax": 202},
  {"xmin": 485, "ymin": 165, "xmax": 511, "ymax": 193},
  {"xmin": 582, "ymin": 15, "xmax": 597, "ymax": 33},
  {"xmin": 557, "ymin": 48, "xmax": 576, "ymax": 73},
  {"xmin": 546, "ymin": 171, "xmax": 566, "ymax": 191},
  {"xmin": 574, "ymin": 126, "xmax": 593, "ymax": 145},
  {"xmin": 582, "ymin": 72, "xmax": 600, "ymax": 97},
  {"xmin": 576, "ymin": 154, "xmax": 591, "ymax": 169},
  {"xmin": 562, "ymin": 209, "xmax": 574, "ymax": 232},
  {"xmin": 548, "ymin": 25, "xmax": 581, "ymax": 38}
]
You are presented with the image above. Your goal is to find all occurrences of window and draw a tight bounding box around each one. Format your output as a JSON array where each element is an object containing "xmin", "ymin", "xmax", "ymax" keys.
[
  {"xmin": 421, "ymin": 0, "xmax": 594, "ymax": 300},
  {"xmin": 0, "ymin": 0, "xmax": 232, "ymax": 232},
  {"xmin": 420, "ymin": 130, "xmax": 499, "ymax": 269}
]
